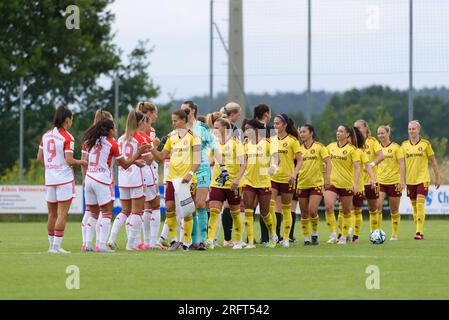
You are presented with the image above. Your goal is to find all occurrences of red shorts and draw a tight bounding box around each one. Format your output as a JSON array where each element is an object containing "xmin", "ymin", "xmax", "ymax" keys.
[
  {"xmin": 209, "ymin": 187, "xmax": 242, "ymax": 205},
  {"xmin": 407, "ymin": 183, "xmax": 429, "ymax": 199},
  {"xmin": 380, "ymin": 183, "xmax": 403, "ymax": 198},
  {"xmin": 364, "ymin": 184, "xmax": 379, "ymax": 200},
  {"xmin": 297, "ymin": 186, "xmax": 324, "ymax": 199},
  {"xmin": 243, "ymin": 185, "xmax": 271, "ymax": 196},
  {"xmin": 271, "ymin": 181, "xmax": 295, "ymax": 194},
  {"xmin": 353, "ymin": 192, "xmax": 365, "ymax": 207},
  {"xmin": 165, "ymin": 181, "xmax": 195, "ymax": 202},
  {"xmin": 327, "ymin": 185, "xmax": 353, "ymax": 197}
]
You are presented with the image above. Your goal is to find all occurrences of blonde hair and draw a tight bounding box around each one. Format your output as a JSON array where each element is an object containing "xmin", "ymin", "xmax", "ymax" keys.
[
  {"xmin": 93, "ymin": 109, "xmax": 113, "ymax": 124},
  {"xmin": 220, "ymin": 102, "xmax": 241, "ymax": 117},
  {"xmin": 125, "ymin": 110, "xmax": 145, "ymax": 141},
  {"xmin": 136, "ymin": 101, "xmax": 158, "ymax": 114},
  {"xmin": 355, "ymin": 119, "xmax": 371, "ymax": 136},
  {"xmin": 214, "ymin": 117, "xmax": 232, "ymax": 130},
  {"xmin": 408, "ymin": 120, "xmax": 421, "ymax": 130},
  {"xmin": 378, "ymin": 125, "xmax": 391, "ymax": 134},
  {"xmin": 206, "ymin": 111, "xmax": 224, "ymax": 128}
]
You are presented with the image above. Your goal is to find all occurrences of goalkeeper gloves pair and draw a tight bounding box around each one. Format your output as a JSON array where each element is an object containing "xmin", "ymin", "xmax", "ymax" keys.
[{"xmin": 215, "ymin": 165, "xmax": 230, "ymax": 187}]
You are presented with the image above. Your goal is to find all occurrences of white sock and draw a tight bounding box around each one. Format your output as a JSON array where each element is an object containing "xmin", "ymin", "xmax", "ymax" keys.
[
  {"xmin": 86, "ymin": 217, "xmax": 97, "ymax": 248},
  {"xmin": 127, "ymin": 214, "xmax": 143, "ymax": 249},
  {"xmin": 81, "ymin": 210, "xmax": 90, "ymax": 246},
  {"xmin": 53, "ymin": 236, "xmax": 63, "ymax": 250},
  {"xmin": 177, "ymin": 218, "xmax": 184, "ymax": 242},
  {"xmin": 160, "ymin": 220, "xmax": 169, "ymax": 240},
  {"xmin": 95, "ymin": 213, "xmax": 102, "ymax": 247},
  {"xmin": 99, "ymin": 216, "xmax": 111, "ymax": 250},
  {"xmin": 142, "ymin": 209, "xmax": 152, "ymax": 245},
  {"xmin": 109, "ymin": 212, "xmax": 127, "ymax": 243},
  {"xmin": 150, "ymin": 209, "xmax": 161, "ymax": 246},
  {"xmin": 48, "ymin": 235, "xmax": 54, "ymax": 248},
  {"xmin": 125, "ymin": 215, "xmax": 131, "ymax": 238}
]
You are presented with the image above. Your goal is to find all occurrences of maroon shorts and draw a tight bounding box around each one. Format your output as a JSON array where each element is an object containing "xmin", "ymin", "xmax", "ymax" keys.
[
  {"xmin": 353, "ymin": 192, "xmax": 365, "ymax": 207},
  {"xmin": 407, "ymin": 183, "xmax": 429, "ymax": 199},
  {"xmin": 209, "ymin": 187, "xmax": 242, "ymax": 205},
  {"xmin": 380, "ymin": 183, "xmax": 403, "ymax": 198},
  {"xmin": 271, "ymin": 181, "xmax": 295, "ymax": 194},
  {"xmin": 297, "ymin": 186, "xmax": 324, "ymax": 199},
  {"xmin": 364, "ymin": 184, "xmax": 379, "ymax": 200},
  {"xmin": 327, "ymin": 185, "xmax": 353, "ymax": 197},
  {"xmin": 165, "ymin": 181, "xmax": 195, "ymax": 202},
  {"xmin": 243, "ymin": 185, "xmax": 271, "ymax": 196}
]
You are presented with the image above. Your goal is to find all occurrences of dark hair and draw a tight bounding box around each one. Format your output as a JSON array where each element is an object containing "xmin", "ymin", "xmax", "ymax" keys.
[
  {"xmin": 197, "ymin": 115, "xmax": 207, "ymax": 124},
  {"xmin": 244, "ymin": 118, "xmax": 265, "ymax": 130},
  {"xmin": 53, "ymin": 105, "xmax": 73, "ymax": 129},
  {"xmin": 253, "ymin": 104, "xmax": 271, "ymax": 120},
  {"xmin": 173, "ymin": 109, "xmax": 190, "ymax": 122},
  {"xmin": 276, "ymin": 114, "xmax": 299, "ymax": 140},
  {"xmin": 301, "ymin": 124, "xmax": 317, "ymax": 139},
  {"xmin": 83, "ymin": 119, "xmax": 115, "ymax": 152},
  {"xmin": 342, "ymin": 125, "xmax": 365, "ymax": 149},
  {"xmin": 182, "ymin": 100, "xmax": 198, "ymax": 119}
]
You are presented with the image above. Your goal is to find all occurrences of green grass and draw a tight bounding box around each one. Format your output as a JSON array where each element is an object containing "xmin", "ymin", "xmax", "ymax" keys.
[{"xmin": 1, "ymin": 219, "xmax": 449, "ymax": 300}]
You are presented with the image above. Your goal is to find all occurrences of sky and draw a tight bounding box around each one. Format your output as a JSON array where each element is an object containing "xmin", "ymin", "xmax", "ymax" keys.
[{"xmin": 109, "ymin": 0, "xmax": 449, "ymax": 103}]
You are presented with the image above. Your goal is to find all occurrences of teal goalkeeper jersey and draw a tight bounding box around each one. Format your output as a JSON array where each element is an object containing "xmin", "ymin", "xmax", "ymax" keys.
[{"xmin": 193, "ymin": 120, "xmax": 217, "ymax": 173}]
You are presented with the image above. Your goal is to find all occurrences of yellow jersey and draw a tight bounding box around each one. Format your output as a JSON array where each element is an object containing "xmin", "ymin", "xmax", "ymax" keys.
[
  {"xmin": 377, "ymin": 142, "xmax": 404, "ymax": 185},
  {"xmin": 271, "ymin": 135, "xmax": 301, "ymax": 184},
  {"xmin": 210, "ymin": 137, "xmax": 244, "ymax": 189},
  {"xmin": 356, "ymin": 149, "xmax": 369, "ymax": 193},
  {"xmin": 163, "ymin": 129, "xmax": 201, "ymax": 182},
  {"xmin": 297, "ymin": 141, "xmax": 329, "ymax": 189},
  {"xmin": 327, "ymin": 142, "xmax": 361, "ymax": 189},
  {"xmin": 363, "ymin": 136, "xmax": 383, "ymax": 185},
  {"xmin": 244, "ymin": 138, "xmax": 274, "ymax": 188},
  {"xmin": 401, "ymin": 138, "xmax": 435, "ymax": 185}
]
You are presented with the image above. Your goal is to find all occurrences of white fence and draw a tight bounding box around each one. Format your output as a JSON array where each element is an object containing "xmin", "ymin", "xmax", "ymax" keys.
[{"xmin": 1, "ymin": 184, "xmax": 448, "ymax": 215}]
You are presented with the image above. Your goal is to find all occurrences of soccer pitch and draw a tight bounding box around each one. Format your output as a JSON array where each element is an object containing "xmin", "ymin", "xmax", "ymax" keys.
[{"xmin": 1, "ymin": 219, "xmax": 448, "ymax": 300}]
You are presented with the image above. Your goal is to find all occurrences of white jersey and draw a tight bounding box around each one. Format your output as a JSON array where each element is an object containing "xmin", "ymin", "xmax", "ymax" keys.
[
  {"xmin": 142, "ymin": 128, "xmax": 158, "ymax": 186},
  {"xmin": 85, "ymin": 136, "xmax": 122, "ymax": 185},
  {"xmin": 39, "ymin": 127, "xmax": 75, "ymax": 186},
  {"xmin": 117, "ymin": 133, "xmax": 149, "ymax": 188}
]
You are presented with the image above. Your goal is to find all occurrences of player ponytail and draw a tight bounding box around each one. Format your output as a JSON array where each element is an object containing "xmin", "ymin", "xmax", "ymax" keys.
[
  {"xmin": 136, "ymin": 101, "xmax": 158, "ymax": 114},
  {"xmin": 53, "ymin": 105, "xmax": 72, "ymax": 129},
  {"xmin": 351, "ymin": 126, "xmax": 365, "ymax": 149},
  {"xmin": 206, "ymin": 111, "xmax": 224, "ymax": 128},
  {"xmin": 83, "ymin": 119, "xmax": 115, "ymax": 152},
  {"xmin": 172, "ymin": 109, "xmax": 190, "ymax": 123},
  {"xmin": 93, "ymin": 109, "xmax": 113, "ymax": 124},
  {"xmin": 125, "ymin": 110, "xmax": 145, "ymax": 141}
]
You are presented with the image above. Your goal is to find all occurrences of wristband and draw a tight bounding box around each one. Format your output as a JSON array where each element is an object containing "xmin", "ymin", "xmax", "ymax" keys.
[
  {"xmin": 369, "ymin": 162, "xmax": 376, "ymax": 167},
  {"xmin": 188, "ymin": 170, "xmax": 194, "ymax": 176}
]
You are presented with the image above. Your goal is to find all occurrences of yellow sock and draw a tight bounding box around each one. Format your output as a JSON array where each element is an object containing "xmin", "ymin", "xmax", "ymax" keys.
[
  {"xmin": 411, "ymin": 199, "xmax": 417, "ymax": 224},
  {"xmin": 337, "ymin": 209, "xmax": 343, "ymax": 234},
  {"xmin": 378, "ymin": 210, "xmax": 383, "ymax": 229},
  {"xmin": 353, "ymin": 208, "xmax": 363, "ymax": 237},
  {"xmin": 369, "ymin": 210, "xmax": 378, "ymax": 231},
  {"xmin": 281, "ymin": 204, "xmax": 292, "ymax": 240},
  {"xmin": 351, "ymin": 211, "xmax": 356, "ymax": 230},
  {"xmin": 262, "ymin": 213, "xmax": 275, "ymax": 238},
  {"xmin": 325, "ymin": 211, "xmax": 336, "ymax": 233},
  {"xmin": 166, "ymin": 211, "xmax": 178, "ymax": 240},
  {"xmin": 342, "ymin": 214, "xmax": 351, "ymax": 237},
  {"xmin": 183, "ymin": 215, "xmax": 193, "ymax": 244},
  {"xmin": 244, "ymin": 209, "xmax": 254, "ymax": 244},
  {"xmin": 310, "ymin": 215, "xmax": 319, "ymax": 235},
  {"xmin": 301, "ymin": 217, "xmax": 311, "ymax": 238},
  {"xmin": 207, "ymin": 207, "xmax": 220, "ymax": 241},
  {"xmin": 269, "ymin": 199, "xmax": 277, "ymax": 237},
  {"xmin": 416, "ymin": 197, "xmax": 426, "ymax": 234},
  {"xmin": 391, "ymin": 212, "xmax": 400, "ymax": 237},
  {"xmin": 230, "ymin": 209, "xmax": 242, "ymax": 242}
]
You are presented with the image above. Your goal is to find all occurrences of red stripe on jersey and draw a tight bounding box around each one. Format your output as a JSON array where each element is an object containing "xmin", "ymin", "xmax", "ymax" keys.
[
  {"xmin": 59, "ymin": 128, "xmax": 75, "ymax": 152},
  {"xmin": 106, "ymin": 137, "xmax": 121, "ymax": 167}
]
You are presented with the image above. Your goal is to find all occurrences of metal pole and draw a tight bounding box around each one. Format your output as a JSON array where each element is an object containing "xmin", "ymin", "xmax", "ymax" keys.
[
  {"xmin": 114, "ymin": 76, "xmax": 119, "ymax": 137},
  {"xmin": 408, "ymin": 0, "xmax": 414, "ymax": 122},
  {"xmin": 306, "ymin": 0, "xmax": 312, "ymax": 124},
  {"xmin": 209, "ymin": 0, "xmax": 214, "ymax": 111},
  {"xmin": 19, "ymin": 77, "xmax": 24, "ymax": 185}
]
